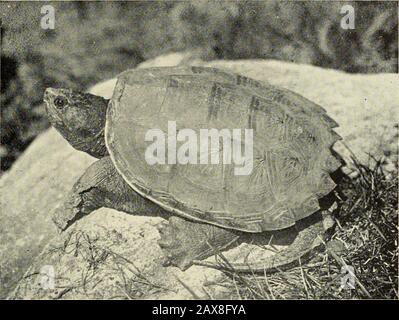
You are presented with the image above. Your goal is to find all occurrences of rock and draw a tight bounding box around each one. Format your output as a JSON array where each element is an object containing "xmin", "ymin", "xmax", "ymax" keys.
[
  {"xmin": 0, "ymin": 128, "xmax": 95, "ymax": 298},
  {"xmin": 2, "ymin": 53, "xmax": 398, "ymax": 299}
]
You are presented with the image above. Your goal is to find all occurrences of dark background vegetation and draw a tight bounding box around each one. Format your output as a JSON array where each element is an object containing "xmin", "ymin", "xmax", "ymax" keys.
[{"xmin": 1, "ymin": 0, "xmax": 398, "ymax": 173}]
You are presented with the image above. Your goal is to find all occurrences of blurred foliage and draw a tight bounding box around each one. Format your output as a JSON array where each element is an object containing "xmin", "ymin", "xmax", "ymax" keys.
[{"xmin": 1, "ymin": 1, "xmax": 398, "ymax": 172}]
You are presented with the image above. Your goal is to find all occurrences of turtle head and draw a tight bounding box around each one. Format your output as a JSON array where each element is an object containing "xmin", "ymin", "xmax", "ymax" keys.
[{"xmin": 44, "ymin": 88, "xmax": 109, "ymax": 158}]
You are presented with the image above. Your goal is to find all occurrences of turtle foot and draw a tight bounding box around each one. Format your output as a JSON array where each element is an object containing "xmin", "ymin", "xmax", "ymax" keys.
[
  {"xmin": 157, "ymin": 217, "xmax": 199, "ymax": 270},
  {"xmin": 157, "ymin": 216, "xmax": 240, "ymax": 271}
]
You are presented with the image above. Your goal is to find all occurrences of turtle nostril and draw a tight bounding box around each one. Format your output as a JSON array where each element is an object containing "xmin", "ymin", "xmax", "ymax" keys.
[
  {"xmin": 45, "ymin": 88, "xmax": 56, "ymax": 98},
  {"xmin": 44, "ymin": 89, "xmax": 50, "ymax": 101}
]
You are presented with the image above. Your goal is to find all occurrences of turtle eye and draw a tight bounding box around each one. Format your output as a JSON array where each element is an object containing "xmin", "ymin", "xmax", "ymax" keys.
[{"xmin": 54, "ymin": 96, "xmax": 68, "ymax": 109}]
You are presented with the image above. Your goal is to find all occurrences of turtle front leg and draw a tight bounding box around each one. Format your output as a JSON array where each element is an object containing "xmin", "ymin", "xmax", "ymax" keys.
[
  {"xmin": 52, "ymin": 156, "xmax": 164, "ymax": 230},
  {"xmin": 157, "ymin": 216, "xmax": 241, "ymax": 270}
]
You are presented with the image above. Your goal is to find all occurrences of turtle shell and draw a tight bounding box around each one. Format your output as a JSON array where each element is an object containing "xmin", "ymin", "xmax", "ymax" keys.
[{"xmin": 105, "ymin": 66, "xmax": 342, "ymax": 233}]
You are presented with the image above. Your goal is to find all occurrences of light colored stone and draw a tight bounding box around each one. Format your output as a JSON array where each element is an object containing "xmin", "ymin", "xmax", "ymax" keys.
[{"xmin": 0, "ymin": 128, "xmax": 95, "ymax": 298}]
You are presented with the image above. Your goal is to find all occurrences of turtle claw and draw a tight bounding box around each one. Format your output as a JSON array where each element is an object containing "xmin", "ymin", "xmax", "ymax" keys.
[
  {"xmin": 52, "ymin": 191, "xmax": 88, "ymax": 232},
  {"xmin": 157, "ymin": 220, "xmax": 169, "ymax": 235},
  {"xmin": 160, "ymin": 256, "xmax": 173, "ymax": 267},
  {"xmin": 157, "ymin": 216, "xmax": 240, "ymax": 271},
  {"xmin": 157, "ymin": 218, "xmax": 191, "ymax": 270}
]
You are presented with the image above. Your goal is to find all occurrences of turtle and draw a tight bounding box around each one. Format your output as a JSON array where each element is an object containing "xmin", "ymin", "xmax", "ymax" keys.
[{"xmin": 44, "ymin": 66, "xmax": 343, "ymax": 272}]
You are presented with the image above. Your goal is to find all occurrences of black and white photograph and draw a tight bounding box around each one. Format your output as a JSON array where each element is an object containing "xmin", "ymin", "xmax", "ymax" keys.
[{"xmin": 0, "ymin": 0, "xmax": 398, "ymax": 302}]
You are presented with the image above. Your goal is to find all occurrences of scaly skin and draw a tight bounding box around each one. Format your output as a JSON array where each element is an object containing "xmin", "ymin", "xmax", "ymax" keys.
[{"xmin": 52, "ymin": 157, "xmax": 168, "ymax": 231}]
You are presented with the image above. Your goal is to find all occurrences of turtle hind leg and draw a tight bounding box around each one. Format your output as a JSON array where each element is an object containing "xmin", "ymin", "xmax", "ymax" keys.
[
  {"xmin": 157, "ymin": 216, "xmax": 241, "ymax": 271},
  {"xmin": 195, "ymin": 211, "xmax": 333, "ymax": 273},
  {"xmin": 52, "ymin": 156, "xmax": 165, "ymax": 231}
]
